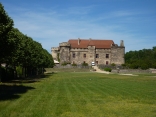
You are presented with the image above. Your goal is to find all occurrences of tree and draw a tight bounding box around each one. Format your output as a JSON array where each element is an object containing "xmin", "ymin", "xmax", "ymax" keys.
[
  {"xmin": 0, "ymin": 3, "xmax": 14, "ymax": 81},
  {"xmin": 0, "ymin": 3, "xmax": 14, "ymax": 63},
  {"xmin": 0, "ymin": 3, "xmax": 54, "ymax": 81},
  {"xmin": 125, "ymin": 47, "xmax": 156, "ymax": 69}
]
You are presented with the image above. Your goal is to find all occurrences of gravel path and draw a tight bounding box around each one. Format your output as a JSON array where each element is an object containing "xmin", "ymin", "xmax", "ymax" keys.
[
  {"xmin": 92, "ymin": 66, "xmax": 110, "ymax": 74},
  {"xmin": 92, "ymin": 66, "xmax": 138, "ymax": 76}
]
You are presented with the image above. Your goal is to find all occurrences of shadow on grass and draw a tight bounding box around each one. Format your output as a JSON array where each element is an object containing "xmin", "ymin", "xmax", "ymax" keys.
[
  {"xmin": 2, "ymin": 72, "xmax": 56, "ymax": 84},
  {"xmin": 0, "ymin": 73, "xmax": 56, "ymax": 101},
  {"xmin": 0, "ymin": 84, "xmax": 35, "ymax": 101},
  {"xmin": 0, "ymin": 73, "xmax": 55, "ymax": 101}
]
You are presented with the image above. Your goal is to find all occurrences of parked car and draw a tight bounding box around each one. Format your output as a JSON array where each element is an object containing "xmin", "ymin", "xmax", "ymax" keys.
[{"xmin": 91, "ymin": 62, "xmax": 95, "ymax": 66}]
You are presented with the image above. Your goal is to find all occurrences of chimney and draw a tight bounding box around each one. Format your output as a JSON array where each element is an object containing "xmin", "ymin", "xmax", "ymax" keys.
[
  {"xmin": 78, "ymin": 38, "xmax": 80, "ymax": 45},
  {"xmin": 120, "ymin": 40, "xmax": 124, "ymax": 47},
  {"xmin": 89, "ymin": 38, "xmax": 92, "ymax": 41}
]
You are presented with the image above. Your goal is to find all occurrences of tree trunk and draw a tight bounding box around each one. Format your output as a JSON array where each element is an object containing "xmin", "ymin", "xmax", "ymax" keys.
[
  {"xmin": 22, "ymin": 67, "xmax": 24, "ymax": 78},
  {"xmin": 5, "ymin": 65, "xmax": 8, "ymax": 81}
]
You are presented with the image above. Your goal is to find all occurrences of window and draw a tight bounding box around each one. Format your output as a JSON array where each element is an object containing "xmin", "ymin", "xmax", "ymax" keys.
[
  {"xmin": 96, "ymin": 54, "xmax": 99, "ymax": 58},
  {"xmin": 106, "ymin": 61, "xmax": 109, "ymax": 65},
  {"xmin": 83, "ymin": 54, "xmax": 86, "ymax": 58},
  {"xmin": 106, "ymin": 54, "xmax": 109, "ymax": 58},
  {"xmin": 73, "ymin": 53, "xmax": 75, "ymax": 58}
]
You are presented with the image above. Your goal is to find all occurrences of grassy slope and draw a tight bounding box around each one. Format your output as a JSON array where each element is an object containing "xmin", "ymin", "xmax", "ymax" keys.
[{"xmin": 0, "ymin": 72, "xmax": 156, "ymax": 117}]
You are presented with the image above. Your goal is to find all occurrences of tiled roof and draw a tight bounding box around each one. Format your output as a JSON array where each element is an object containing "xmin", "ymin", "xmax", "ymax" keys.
[{"xmin": 68, "ymin": 39, "xmax": 114, "ymax": 49}]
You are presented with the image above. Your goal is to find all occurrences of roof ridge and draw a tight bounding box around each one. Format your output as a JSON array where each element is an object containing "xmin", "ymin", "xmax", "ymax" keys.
[{"xmin": 68, "ymin": 39, "xmax": 114, "ymax": 49}]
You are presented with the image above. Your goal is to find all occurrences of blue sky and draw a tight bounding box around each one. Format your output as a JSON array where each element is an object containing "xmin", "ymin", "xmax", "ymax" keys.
[{"xmin": 1, "ymin": 0, "xmax": 156, "ymax": 53}]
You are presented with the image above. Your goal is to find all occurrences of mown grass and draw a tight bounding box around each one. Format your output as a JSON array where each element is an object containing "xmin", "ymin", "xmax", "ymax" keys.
[
  {"xmin": 45, "ymin": 68, "xmax": 91, "ymax": 73},
  {"xmin": 0, "ymin": 72, "xmax": 156, "ymax": 117}
]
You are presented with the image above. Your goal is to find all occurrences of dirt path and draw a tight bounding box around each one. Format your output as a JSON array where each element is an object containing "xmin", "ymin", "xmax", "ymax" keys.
[
  {"xmin": 92, "ymin": 66, "xmax": 138, "ymax": 76},
  {"xmin": 92, "ymin": 66, "xmax": 110, "ymax": 74}
]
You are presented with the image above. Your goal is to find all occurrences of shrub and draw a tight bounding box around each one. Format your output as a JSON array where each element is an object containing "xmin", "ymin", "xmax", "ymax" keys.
[
  {"xmin": 72, "ymin": 63, "xmax": 77, "ymax": 66},
  {"xmin": 104, "ymin": 68, "xmax": 112, "ymax": 72},
  {"xmin": 61, "ymin": 61, "xmax": 70, "ymax": 66},
  {"xmin": 140, "ymin": 63, "xmax": 148, "ymax": 70},
  {"xmin": 82, "ymin": 62, "xmax": 88, "ymax": 66},
  {"xmin": 121, "ymin": 64, "xmax": 126, "ymax": 67},
  {"xmin": 111, "ymin": 63, "xmax": 116, "ymax": 67}
]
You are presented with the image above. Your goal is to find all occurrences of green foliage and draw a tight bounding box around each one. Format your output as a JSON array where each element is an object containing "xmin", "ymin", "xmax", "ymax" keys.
[
  {"xmin": 72, "ymin": 63, "xmax": 77, "ymax": 66},
  {"xmin": 121, "ymin": 64, "xmax": 126, "ymax": 67},
  {"xmin": 16, "ymin": 66, "xmax": 22, "ymax": 77},
  {"xmin": 111, "ymin": 63, "xmax": 116, "ymax": 67},
  {"xmin": 104, "ymin": 67, "xmax": 112, "ymax": 72},
  {"xmin": 125, "ymin": 47, "xmax": 156, "ymax": 69},
  {"xmin": 140, "ymin": 63, "xmax": 149, "ymax": 70},
  {"xmin": 61, "ymin": 61, "xmax": 70, "ymax": 66},
  {"xmin": 82, "ymin": 62, "xmax": 88, "ymax": 66},
  {"xmin": 0, "ymin": 3, "xmax": 14, "ymax": 62},
  {"xmin": 0, "ymin": 3, "xmax": 54, "ymax": 80}
]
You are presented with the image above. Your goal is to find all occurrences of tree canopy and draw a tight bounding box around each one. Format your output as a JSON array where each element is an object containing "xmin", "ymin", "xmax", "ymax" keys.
[
  {"xmin": 0, "ymin": 3, "xmax": 14, "ymax": 62},
  {"xmin": 0, "ymin": 3, "xmax": 54, "ymax": 81},
  {"xmin": 125, "ymin": 47, "xmax": 156, "ymax": 69}
]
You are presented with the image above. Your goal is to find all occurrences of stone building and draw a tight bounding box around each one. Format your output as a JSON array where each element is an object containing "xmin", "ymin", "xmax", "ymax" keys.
[{"xmin": 51, "ymin": 38, "xmax": 125, "ymax": 65}]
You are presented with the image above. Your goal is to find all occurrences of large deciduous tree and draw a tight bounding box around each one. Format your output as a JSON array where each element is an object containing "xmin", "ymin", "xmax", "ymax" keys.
[
  {"xmin": 0, "ymin": 3, "xmax": 54, "ymax": 81},
  {"xmin": 0, "ymin": 3, "xmax": 14, "ymax": 63},
  {"xmin": 0, "ymin": 3, "xmax": 14, "ymax": 81}
]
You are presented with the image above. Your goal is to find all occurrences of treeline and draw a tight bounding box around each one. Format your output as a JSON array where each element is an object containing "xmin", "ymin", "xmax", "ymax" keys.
[
  {"xmin": 125, "ymin": 47, "xmax": 156, "ymax": 69},
  {"xmin": 0, "ymin": 3, "xmax": 54, "ymax": 81}
]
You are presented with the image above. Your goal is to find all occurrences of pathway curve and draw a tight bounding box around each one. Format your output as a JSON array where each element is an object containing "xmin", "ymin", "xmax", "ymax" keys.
[
  {"xmin": 92, "ymin": 66, "xmax": 110, "ymax": 74},
  {"xmin": 92, "ymin": 66, "xmax": 138, "ymax": 76}
]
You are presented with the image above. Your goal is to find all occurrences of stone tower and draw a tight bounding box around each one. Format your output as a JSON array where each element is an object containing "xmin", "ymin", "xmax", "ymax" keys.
[
  {"xmin": 111, "ymin": 40, "xmax": 125, "ymax": 65},
  {"xmin": 51, "ymin": 47, "xmax": 59, "ymax": 61},
  {"xmin": 59, "ymin": 42, "xmax": 70, "ymax": 64}
]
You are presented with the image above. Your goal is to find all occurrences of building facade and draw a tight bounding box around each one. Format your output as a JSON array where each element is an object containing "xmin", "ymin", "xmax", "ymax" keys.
[{"xmin": 51, "ymin": 38, "xmax": 125, "ymax": 65}]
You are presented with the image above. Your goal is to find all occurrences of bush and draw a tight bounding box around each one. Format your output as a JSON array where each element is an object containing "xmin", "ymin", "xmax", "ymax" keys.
[
  {"xmin": 82, "ymin": 62, "xmax": 88, "ymax": 66},
  {"xmin": 104, "ymin": 68, "xmax": 112, "ymax": 72},
  {"xmin": 61, "ymin": 61, "xmax": 70, "ymax": 66},
  {"xmin": 111, "ymin": 63, "xmax": 116, "ymax": 67},
  {"xmin": 140, "ymin": 63, "xmax": 148, "ymax": 70},
  {"xmin": 72, "ymin": 63, "xmax": 77, "ymax": 66},
  {"xmin": 121, "ymin": 64, "xmax": 126, "ymax": 67}
]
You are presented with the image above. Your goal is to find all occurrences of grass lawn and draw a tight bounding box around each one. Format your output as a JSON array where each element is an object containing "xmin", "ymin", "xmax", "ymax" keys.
[{"xmin": 0, "ymin": 71, "xmax": 156, "ymax": 117}]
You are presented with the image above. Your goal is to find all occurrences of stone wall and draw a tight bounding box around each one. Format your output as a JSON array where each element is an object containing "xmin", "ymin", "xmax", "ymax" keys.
[
  {"xmin": 95, "ymin": 49, "xmax": 111, "ymax": 65},
  {"xmin": 52, "ymin": 40, "xmax": 125, "ymax": 65},
  {"xmin": 59, "ymin": 42, "xmax": 70, "ymax": 63},
  {"xmin": 54, "ymin": 64, "xmax": 91, "ymax": 69},
  {"xmin": 111, "ymin": 46, "xmax": 125, "ymax": 65},
  {"xmin": 70, "ymin": 48, "xmax": 88, "ymax": 64},
  {"xmin": 88, "ymin": 46, "xmax": 95, "ymax": 64},
  {"xmin": 111, "ymin": 69, "xmax": 150, "ymax": 74},
  {"xmin": 51, "ymin": 47, "xmax": 59, "ymax": 60},
  {"xmin": 149, "ymin": 69, "xmax": 156, "ymax": 73}
]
